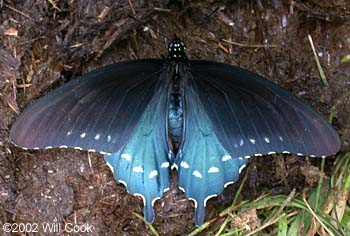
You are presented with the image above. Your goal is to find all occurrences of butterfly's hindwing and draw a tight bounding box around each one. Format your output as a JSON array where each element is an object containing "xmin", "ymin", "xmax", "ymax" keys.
[
  {"xmin": 104, "ymin": 80, "xmax": 171, "ymax": 224},
  {"xmin": 177, "ymin": 83, "xmax": 247, "ymax": 226}
]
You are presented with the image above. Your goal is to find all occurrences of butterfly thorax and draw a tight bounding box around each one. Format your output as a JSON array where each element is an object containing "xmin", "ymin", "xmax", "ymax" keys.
[{"xmin": 167, "ymin": 37, "xmax": 187, "ymax": 62}]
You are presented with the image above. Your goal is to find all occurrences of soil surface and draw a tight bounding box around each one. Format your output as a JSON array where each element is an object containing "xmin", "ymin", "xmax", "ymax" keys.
[{"xmin": 1, "ymin": 1, "xmax": 350, "ymax": 235}]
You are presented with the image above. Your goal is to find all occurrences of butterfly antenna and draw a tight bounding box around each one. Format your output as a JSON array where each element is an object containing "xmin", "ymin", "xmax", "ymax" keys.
[
  {"xmin": 128, "ymin": 14, "xmax": 170, "ymax": 42},
  {"xmin": 189, "ymin": 6, "xmax": 220, "ymax": 35}
]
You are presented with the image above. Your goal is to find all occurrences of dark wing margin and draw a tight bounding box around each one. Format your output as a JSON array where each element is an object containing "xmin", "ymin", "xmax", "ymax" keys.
[
  {"xmin": 10, "ymin": 59, "xmax": 166, "ymax": 154},
  {"xmin": 189, "ymin": 60, "xmax": 340, "ymax": 158}
]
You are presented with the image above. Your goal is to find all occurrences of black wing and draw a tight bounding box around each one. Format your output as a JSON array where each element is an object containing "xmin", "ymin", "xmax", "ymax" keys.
[
  {"xmin": 10, "ymin": 59, "xmax": 166, "ymax": 154},
  {"xmin": 188, "ymin": 60, "xmax": 340, "ymax": 158}
]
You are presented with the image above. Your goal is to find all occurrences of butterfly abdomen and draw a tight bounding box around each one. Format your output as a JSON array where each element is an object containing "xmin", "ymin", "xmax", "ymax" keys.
[{"xmin": 168, "ymin": 73, "xmax": 184, "ymax": 150}]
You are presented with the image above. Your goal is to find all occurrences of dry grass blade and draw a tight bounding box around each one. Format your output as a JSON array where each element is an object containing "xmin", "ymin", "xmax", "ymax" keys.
[
  {"xmin": 222, "ymin": 39, "xmax": 278, "ymax": 48},
  {"xmin": 302, "ymin": 192, "xmax": 335, "ymax": 236},
  {"xmin": 308, "ymin": 34, "xmax": 329, "ymax": 86}
]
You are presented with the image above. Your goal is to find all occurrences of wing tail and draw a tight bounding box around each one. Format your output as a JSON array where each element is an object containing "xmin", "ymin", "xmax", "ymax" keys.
[{"xmin": 104, "ymin": 86, "xmax": 171, "ymax": 224}]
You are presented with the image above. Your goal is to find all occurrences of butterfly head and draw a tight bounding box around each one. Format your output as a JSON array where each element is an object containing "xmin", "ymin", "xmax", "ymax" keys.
[{"xmin": 167, "ymin": 37, "xmax": 187, "ymax": 62}]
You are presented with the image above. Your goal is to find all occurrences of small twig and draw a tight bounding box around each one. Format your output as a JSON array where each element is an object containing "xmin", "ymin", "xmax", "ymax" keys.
[
  {"xmin": 88, "ymin": 152, "xmax": 93, "ymax": 174},
  {"xmin": 222, "ymin": 39, "xmax": 278, "ymax": 48},
  {"xmin": 47, "ymin": 0, "xmax": 61, "ymax": 12},
  {"xmin": 188, "ymin": 218, "xmax": 217, "ymax": 236},
  {"xmin": 302, "ymin": 192, "xmax": 335, "ymax": 236},
  {"xmin": 133, "ymin": 213, "xmax": 159, "ymax": 236},
  {"xmin": 97, "ymin": 6, "xmax": 111, "ymax": 20},
  {"xmin": 128, "ymin": 0, "xmax": 136, "ymax": 15},
  {"xmin": 308, "ymin": 34, "xmax": 329, "ymax": 86},
  {"xmin": 4, "ymin": 4, "xmax": 30, "ymax": 18},
  {"xmin": 17, "ymin": 36, "xmax": 46, "ymax": 46},
  {"xmin": 153, "ymin": 7, "xmax": 171, "ymax": 12}
]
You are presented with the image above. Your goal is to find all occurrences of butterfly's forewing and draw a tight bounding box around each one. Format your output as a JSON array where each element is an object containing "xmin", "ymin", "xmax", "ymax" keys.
[
  {"xmin": 10, "ymin": 59, "xmax": 172, "ymax": 224},
  {"xmin": 189, "ymin": 60, "xmax": 340, "ymax": 157},
  {"xmin": 10, "ymin": 60, "xmax": 165, "ymax": 154},
  {"xmin": 177, "ymin": 60, "xmax": 340, "ymax": 225}
]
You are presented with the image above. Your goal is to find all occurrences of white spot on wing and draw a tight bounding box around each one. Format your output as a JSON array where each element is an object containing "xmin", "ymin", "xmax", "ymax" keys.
[
  {"xmin": 179, "ymin": 186, "xmax": 185, "ymax": 192},
  {"xmin": 224, "ymin": 181, "xmax": 234, "ymax": 188},
  {"xmin": 240, "ymin": 139, "xmax": 244, "ymax": 146},
  {"xmin": 188, "ymin": 197, "xmax": 198, "ymax": 208},
  {"xmin": 268, "ymin": 152, "xmax": 276, "ymax": 155},
  {"xmin": 132, "ymin": 166, "xmax": 143, "ymax": 173},
  {"xmin": 149, "ymin": 170, "xmax": 158, "ymax": 178},
  {"xmin": 74, "ymin": 147, "xmax": 82, "ymax": 150},
  {"xmin": 254, "ymin": 153, "xmax": 263, "ymax": 157},
  {"xmin": 168, "ymin": 151, "xmax": 173, "ymax": 160},
  {"xmin": 133, "ymin": 193, "xmax": 146, "ymax": 205},
  {"xmin": 297, "ymin": 153, "xmax": 303, "ymax": 156},
  {"xmin": 163, "ymin": 187, "xmax": 170, "ymax": 193},
  {"xmin": 250, "ymin": 139, "xmax": 256, "ymax": 144},
  {"xmin": 264, "ymin": 137, "xmax": 270, "ymax": 143},
  {"xmin": 88, "ymin": 149, "xmax": 96, "ymax": 152},
  {"xmin": 204, "ymin": 194, "xmax": 218, "ymax": 207},
  {"xmin": 118, "ymin": 180, "xmax": 127, "ymax": 188},
  {"xmin": 282, "ymin": 151, "xmax": 290, "ymax": 154},
  {"xmin": 80, "ymin": 133, "xmax": 86, "ymax": 138},
  {"xmin": 244, "ymin": 155, "xmax": 250, "ymax": 159},
  {"xmin": 208, "ymin": 166, "xmax": 219, "ymax": 173},
  {"xmin": 180, "ymin": 161, "xmax": 189, "ymax": 169},
  {"xmin": 222, "ymin": 155, "xmax": 232, "ymax": 162},
  {"xmin": 152, "ymin": 197, "xmax": 161, "ymax": 206},
  {"xmin": 45, "ymin": 146, "xmax": 52, "ymax": 149},
  {"xmin": 106, "ymin": 162, "xmax": 114, "ymax": 173},
  {"xmin": 59, "ymin": 145, "xmax": 68, "ymax": 148},
  {"xmin": 171, "ymin": 163, "xmax": 178, "ymax": 170},
  {"xmin": 94, "ymin": 134, "xmax": 100, "ymax": 140},
  {"xmin": 239, "ymin": 164, "xmax": 246, "ymax": 173},
  {"xmin": 161, "ymin": 162, "xmax": 170, "ymax": 168},
  {"xmin": 121, "ymin": 153, "xmax": 131, "ymax": 161},
  {"xmin": 192, "ymin": 170, "xmax": 202, "ymax": 178},
  {"xmin": 107, "ymin": 135, "xmax": 112, "ymax": 142}
]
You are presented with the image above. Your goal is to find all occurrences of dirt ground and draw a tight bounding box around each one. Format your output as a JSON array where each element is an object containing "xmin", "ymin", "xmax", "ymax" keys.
[{"xmin": 1, "ymin": 0, "xmax": 350, "ymax": 235}]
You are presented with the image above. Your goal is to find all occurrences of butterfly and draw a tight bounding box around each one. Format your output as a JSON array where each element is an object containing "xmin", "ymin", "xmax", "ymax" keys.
[{"xmin": 10, "ymin": 37, "xmax": 340, "ymax": 226}]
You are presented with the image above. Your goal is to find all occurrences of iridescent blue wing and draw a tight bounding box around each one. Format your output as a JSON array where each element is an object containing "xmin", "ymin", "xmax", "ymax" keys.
[
  {"xmin": 177, "ymin": 84, "xmax": 248, "ymax": 226},
  {"xmin": 104, "ymin": 83, "xmax": 171, "ymax": 224},
  {"xmin": 10, "ymin": 59, "xmax": 171, "ymax": 224},
  {"xmin": 177, "ymin": 60, "xmax": 340, "ymax": 226},
  {"xmin": 11, "ymin": 60, "xmax": 164, "ymax": 153}
]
